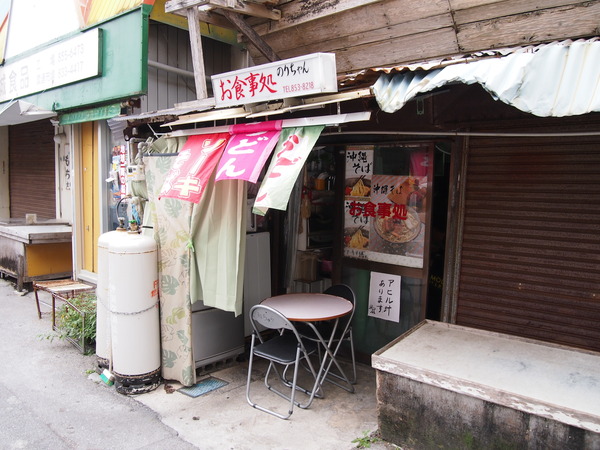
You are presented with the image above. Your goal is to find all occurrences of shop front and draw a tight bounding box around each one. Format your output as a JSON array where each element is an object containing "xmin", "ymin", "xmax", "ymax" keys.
[
  {"xmin": 119, "ymin": 39, "xmax": 599, "ymax": 377},
  {"xmin": 0, "ymin": 1, "xmax": 236, "ymax": 289},
  {"xmin": 0, "ymin": 4, "xmax": 154, "ymax": 287}
]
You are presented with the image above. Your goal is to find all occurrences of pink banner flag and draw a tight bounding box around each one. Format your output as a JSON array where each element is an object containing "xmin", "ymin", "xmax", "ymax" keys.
[
  {"xmin": 159, "ymin": 133, "xmax": 230, "ymax": 203},
  {"xmin": 215, "ymin": 120, "xmax": 282, "ymax": 183}
]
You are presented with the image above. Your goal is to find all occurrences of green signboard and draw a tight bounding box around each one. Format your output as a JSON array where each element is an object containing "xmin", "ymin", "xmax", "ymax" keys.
[
  {"xmin": 59, "ymin": 103, "xmax": 123, "ymax": 125},
  {"xmin": 0, "ymin": 5, "xmax": 149, "ymax": 121}
]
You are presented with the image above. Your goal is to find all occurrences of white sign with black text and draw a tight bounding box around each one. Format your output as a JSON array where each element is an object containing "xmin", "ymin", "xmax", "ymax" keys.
[
  {"xmin": 212, "ymin": 53, "xmax": 337, "ymax": 108},
  {"xmin": 0, "ymin": 28, "xmax": 101, "ymax": 103},
  {"xmin": 368, "ymin": 272, "xmax": 401, "ymax": 322}
]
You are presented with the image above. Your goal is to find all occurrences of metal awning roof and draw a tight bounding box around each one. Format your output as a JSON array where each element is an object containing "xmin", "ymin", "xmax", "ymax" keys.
[
  {"xmin": 117, "ymin": 38, "xmax": 599, "ymax": 127},
  {"xmin": 115, "ymin": 88, "xmax": 373, "ymax": 127},
  {"xmin": 164, "ymin": 88, "xmax": 373, "ymax": 127},
  {"xmin": 112, "ymin": 98, "xmax": 216, "ymax": 123},
  {"xmin": 0, "ymin": 100, "xmax": 56, "ymax": 126},
  {"xmin": 370, "ymin": 38, "xmax": 600, "ymax": 118}
]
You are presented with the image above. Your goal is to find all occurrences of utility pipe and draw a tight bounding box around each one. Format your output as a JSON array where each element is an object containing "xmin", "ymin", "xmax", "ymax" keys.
[{"xmin": 321, "ymin": 130, "xmax": 600, "ymax": 137}]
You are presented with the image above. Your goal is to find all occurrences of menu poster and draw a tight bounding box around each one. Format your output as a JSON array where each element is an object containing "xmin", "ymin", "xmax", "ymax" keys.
[
  {"xmin": 343, "ymin": 145, "xmax": 428, "ymax": 268},
  {"xmin": 343, "ymin": 146, "xmax": 373, "ymax": 260},
  {"xmin": 368, "ymin": 272, "xmax": 401, "ymax": 322}
]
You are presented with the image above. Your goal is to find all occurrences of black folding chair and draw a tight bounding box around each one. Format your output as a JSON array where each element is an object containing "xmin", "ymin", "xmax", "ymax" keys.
[
  {"xmin": 297, "ymin": 284, "xmax": 357, "ymax": 389},
  {"xmin": 246, "ymin": 305, "xmax": 320, "ymax": 419}
]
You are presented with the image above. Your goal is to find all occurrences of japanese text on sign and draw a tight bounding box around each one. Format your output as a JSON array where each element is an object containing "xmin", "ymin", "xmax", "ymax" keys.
[
  {"xmin": 368, "ymin": 272, "xmax": 401, "ymax": 322},
  {"xmin": 212, "ymin": 53, "xmax": 337, "ymax": 107},
  {"xmin": 345, "ymin": 148, "xmax": 373, "ymax": 176},
  {"xmin": 0, "ymin": 28, "xmax": 100, "ymax": 103}
]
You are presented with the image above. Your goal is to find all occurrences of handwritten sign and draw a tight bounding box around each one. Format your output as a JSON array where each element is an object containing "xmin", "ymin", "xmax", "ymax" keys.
[
  {"xmin": 212, "ymin": 53, "xmax": 337, "ymax": 108},
  {"xmin": 368, "ymin": 272, "xmax": 401, "ymax": 322}
]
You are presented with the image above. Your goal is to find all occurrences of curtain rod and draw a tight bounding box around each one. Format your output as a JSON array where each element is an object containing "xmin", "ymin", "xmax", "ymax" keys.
[
  {"xmin": 164, "ymin": 111, "xmax": 372, "ymax": 138},
  {"xmin": 321, "ymin": 130, "xmax": 600, "ymax": 137}
]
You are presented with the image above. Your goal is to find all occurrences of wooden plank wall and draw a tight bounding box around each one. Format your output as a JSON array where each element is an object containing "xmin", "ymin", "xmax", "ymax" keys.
[{"xmin": 244, "ymin": 0, "xmax": 600, "ymax": 73}]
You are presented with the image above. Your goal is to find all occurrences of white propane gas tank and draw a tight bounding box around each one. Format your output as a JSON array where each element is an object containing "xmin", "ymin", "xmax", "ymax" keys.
[
  {"xmin": 108, "ymin": 232, "xmax": 160, "ymax": 394},
  {"xmin": 96, "ymin": 228, "xmax": 128, "ymax": 372}
]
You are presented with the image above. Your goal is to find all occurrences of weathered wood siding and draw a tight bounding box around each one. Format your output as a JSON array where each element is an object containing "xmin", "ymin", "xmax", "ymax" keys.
[{"xmin": 244, "ymin": 0, "xmax": 600, "ymax": 73}]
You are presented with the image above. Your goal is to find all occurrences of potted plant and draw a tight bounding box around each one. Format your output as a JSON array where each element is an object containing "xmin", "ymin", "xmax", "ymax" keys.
[{"xmin": 48, "ymin": 292, "xmax": 97, "ymax": 355}]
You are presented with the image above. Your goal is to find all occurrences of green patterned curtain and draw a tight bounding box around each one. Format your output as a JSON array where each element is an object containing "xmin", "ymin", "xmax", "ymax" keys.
[
  {"xmin": 144, "ymin": 153, "xmax": 196, "ymax": 386},
  {"xmin": 142, "ymin": 136, "xmax": 248, "ymax": 385}
]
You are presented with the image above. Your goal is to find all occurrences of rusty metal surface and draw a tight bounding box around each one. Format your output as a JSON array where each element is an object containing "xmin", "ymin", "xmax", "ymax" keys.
[
  {"xmin": 8, "ymin": 120, "xmax": 56, "ymax": 220},
  {"xmin": 455, "ymin": 134, "xmax": 600, "ymax": 353}
]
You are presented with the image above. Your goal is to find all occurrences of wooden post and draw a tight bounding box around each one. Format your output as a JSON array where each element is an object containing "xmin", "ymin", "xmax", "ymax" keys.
[{"xmin": 186, "ymin": 7, "xmax": 208, "ymax": 99}]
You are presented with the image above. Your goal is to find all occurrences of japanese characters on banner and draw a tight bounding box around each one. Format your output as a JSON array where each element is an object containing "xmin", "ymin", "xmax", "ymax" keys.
[
  {"xmin": 159, "ymin": 133, "xmax": 229, "ymax": 203},
  {"xmin": 368, "ymin": 272, "xmax": 401, "ymax": 322},
  {"xmin": 215, "ymin": 121, "xmax": 283, "ymax": 183},
  {"xmin": 157, "ymin": 124, "xmax": 324, "ymax": 209},
  {"xmin": 253, "ymin": 125, "xmax": 325, "ymax": 215},
  {"xmin": 343, "ymin": 145, "xmax": 428, "ymax": 268}
]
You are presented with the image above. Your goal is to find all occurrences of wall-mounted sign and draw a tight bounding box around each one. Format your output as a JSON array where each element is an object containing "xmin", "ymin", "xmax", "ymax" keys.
[
  {"xmin": 212, "ymin": 53, "xmax": 337, "ymax": 108},
  {"xmin": 368, "ymin": 272, "xmax": 401, "ymax": 322},
  {"xmin": 0, "ymin": 27, "xmax": 101, "ymax": 103}
]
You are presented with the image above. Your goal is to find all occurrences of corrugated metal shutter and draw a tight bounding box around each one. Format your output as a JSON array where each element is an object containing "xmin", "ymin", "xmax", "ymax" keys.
[
  {"xmin": 455, "ymin": 135, "xmax": 600, "ymax": 353},
  {"xmin": 9, "ymin": 120, "xmax": 56, "ymax": 220}
]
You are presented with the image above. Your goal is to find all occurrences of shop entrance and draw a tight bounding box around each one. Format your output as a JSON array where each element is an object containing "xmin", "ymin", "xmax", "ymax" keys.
[{"xmin": 277, "ymin": 137, "xmax": 452, "ymax": 362}]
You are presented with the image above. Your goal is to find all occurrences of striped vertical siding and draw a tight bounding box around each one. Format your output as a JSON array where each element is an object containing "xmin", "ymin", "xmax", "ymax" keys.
[{"xmin": 455, "ymin": 135, "xmax": 600, "ymax": 352}]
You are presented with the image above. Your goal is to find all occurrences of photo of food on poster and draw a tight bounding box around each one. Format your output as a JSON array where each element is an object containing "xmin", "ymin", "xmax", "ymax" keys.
[
  {"xmin": 343, "ymin": 146, "xmax": 373, "ymax": 260},
  {"xmin": 343, "ymin": 145, "xmax": 428, "ymax": 268}
]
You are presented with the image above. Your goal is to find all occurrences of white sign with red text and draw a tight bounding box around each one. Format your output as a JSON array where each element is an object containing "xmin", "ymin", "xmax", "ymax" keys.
[{"xmin": 212, "ymin": 53, "xmax": 337, "ymax": 108}]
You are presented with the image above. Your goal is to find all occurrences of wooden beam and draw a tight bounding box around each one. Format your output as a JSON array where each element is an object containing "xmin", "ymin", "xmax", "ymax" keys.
[
  {"xmin": 209, "ymin": 0, "xmax": 281, "ymax": 20},
  {"xmin": 451, "ymin": 0, "xmax": 591, "ymax": 24},
  {"xmin": 456, "ymin": 1, "xmax": 600, "ymax": 52},
  {"xmin": 186, "ymin": 7, "xmax": 209, "ymax": 99},
  {"xmin": 165, "ymin": 0, "xmax": 213, "ymax": 13},
  {"xmin": 245, "ymin": 0, "xmax": 454, "ymax": 66},
  {"xmin": 196, "ymin": 10, "xmax": 235, "ymax": 29},
  {"xmin": 251, "ymin": 0, "xmax": 384, "ymax": 35},
  {"xmin": 220, "ymin": 9, "xmax": 280, "ymax": 61},
  {"xmin": 165, "ymin": 0, "xmax": 281, "ymax": 20}
]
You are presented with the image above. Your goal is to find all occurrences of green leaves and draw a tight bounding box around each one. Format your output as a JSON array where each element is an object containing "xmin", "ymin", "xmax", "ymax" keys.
[
  {"xmin": 51, "ymin": 292, "xmax": 97, "ymax": 355},
  {"xmin": 163, "ymin": 349, "xmax": 178, "ymax": 368},
  {"xmin": 165, "ymin": 306, "xmax": 186, "ymax": 325},
  {"xmin": 161, "ymin": 274, "xmax": 180, "ymax": 296},
  {"xmin": 164, "ymin": 198, "xmax": 182, "ymax": 218}
]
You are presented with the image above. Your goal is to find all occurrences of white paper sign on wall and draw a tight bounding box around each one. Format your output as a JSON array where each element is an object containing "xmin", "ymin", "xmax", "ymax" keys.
[{"xmin": 368, "ymin": 272, "xmax": 401, "ymax": 323}]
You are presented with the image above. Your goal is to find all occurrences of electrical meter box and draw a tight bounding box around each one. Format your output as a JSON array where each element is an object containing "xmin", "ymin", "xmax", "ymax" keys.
[{"xmin": 126, "ymin": 165, "xmax": 145, "ymax": 181}]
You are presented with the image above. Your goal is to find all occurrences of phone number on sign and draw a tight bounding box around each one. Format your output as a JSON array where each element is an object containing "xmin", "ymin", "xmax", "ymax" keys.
[{"xmin": 282, "ymin": 81, "xmax": 315, "ymax": 93}]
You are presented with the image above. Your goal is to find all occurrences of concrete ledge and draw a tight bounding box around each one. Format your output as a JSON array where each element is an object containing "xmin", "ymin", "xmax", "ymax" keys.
[{"xmin": 372, "ymin": 320, "xmax": 600, "ymax": 449}]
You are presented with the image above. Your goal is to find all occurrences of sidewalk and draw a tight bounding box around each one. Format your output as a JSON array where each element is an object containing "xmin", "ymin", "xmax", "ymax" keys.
[{"xmin": 0, "ymin": 277, "xmax": 393, "ymax": 449}]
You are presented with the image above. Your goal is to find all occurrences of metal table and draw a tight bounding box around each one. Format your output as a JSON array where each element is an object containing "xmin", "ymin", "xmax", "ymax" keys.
[{"xmin": 261, "ymin": 292, "xmax": 355, "ymax": 401}]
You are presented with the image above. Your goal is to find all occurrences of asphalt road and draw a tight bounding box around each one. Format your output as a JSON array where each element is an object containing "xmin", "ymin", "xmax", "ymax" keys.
[{"xmin": 0, "ymin": 277, "xmax": 197, "ymax": 450}]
